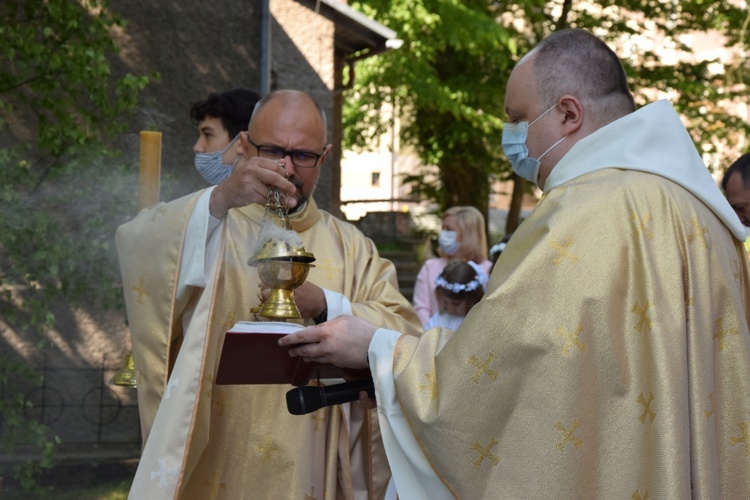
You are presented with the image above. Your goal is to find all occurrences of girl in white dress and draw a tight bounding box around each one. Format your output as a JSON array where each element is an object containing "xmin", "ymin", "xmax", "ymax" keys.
[{"xmin": 425, "ymin": 260, "xmax": 488, "ymax": 330}]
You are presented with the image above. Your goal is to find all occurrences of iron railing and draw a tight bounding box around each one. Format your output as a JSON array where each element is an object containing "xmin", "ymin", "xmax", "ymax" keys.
[{"xmin": 0, "ymin": 355, "xmax": 141, "ymax": 448}]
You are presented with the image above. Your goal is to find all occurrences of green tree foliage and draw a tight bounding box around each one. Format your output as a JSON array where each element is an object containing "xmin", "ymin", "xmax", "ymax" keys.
[
  {"xmin": 344, "ymin": 0, "xmax": 750, "ymax": 231},
  {"xmin": 0, "ymin": 0, "xmax": 155, "ymax": 491},
  {"xmin": 1, "ymin": 0, "xmax": 153, "ymax": 157},
  {"xmin": 345, "ymin": 0, "xmax": 517, "ymax": 219}
]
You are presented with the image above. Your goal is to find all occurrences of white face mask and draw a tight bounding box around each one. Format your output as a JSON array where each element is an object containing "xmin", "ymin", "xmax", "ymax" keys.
[
  {"xmin": 501, "ymin": 104, "xmax": 567, "ymax": 184},
  {"xmin": 194, "ymin": 133, "xmax": 241, "ymax": 184},
  {"xmin": 438, "ymin": 230, "xmax": 460, "ymax": 256}
]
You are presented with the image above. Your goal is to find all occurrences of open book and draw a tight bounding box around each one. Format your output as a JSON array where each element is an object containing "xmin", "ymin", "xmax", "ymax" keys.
[{"xmin": 215, "ymin": 321, "xmax": 369, "ymax": 386}]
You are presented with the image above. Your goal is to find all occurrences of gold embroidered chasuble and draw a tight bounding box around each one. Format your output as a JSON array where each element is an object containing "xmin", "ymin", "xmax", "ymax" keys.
[
  {"xmin": 117, "ymin": 193, "xmax": 421, "ymax": 499},
  {"xmin": 392, "ymin": 168, "xmax": 750, "ymax": 498}
]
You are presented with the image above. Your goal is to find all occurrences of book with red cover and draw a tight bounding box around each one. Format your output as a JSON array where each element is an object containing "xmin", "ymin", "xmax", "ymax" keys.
[{"xmin": 215, "ymin": 321, "xmax": 369, "ymax": 386}]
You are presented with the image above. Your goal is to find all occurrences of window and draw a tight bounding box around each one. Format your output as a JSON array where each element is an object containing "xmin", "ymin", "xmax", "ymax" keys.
[{"xmin": 371, "ymin": 171, "xmax": 381, "ymax": 187}]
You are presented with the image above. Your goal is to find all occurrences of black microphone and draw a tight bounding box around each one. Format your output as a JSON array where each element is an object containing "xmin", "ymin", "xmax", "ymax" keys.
[{"xmin": 286, "ymin": 379, "xmax": 375, "ymax": 415}]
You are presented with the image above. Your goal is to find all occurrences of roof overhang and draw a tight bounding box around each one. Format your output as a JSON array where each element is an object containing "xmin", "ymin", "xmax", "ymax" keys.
[{"xmin": 294, "ymin": 0, "xmax": 401, "ymax": 59}]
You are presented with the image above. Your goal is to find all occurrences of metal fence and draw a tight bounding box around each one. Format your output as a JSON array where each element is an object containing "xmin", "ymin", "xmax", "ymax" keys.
[{"xmin": 0, "ymin": 355, "xmax": 141, "ymax": 448}]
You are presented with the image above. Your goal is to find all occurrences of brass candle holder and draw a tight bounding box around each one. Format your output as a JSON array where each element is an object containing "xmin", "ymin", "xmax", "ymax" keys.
[{"xmin": 249, "ymin": 180, "xmax": 315, "ymax": 319}]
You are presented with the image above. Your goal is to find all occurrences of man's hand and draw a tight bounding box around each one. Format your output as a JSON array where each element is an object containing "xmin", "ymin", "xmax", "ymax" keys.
[
  {"xmin": 209, "ymin": 132, "xmax": 297, "ymax": 218},
  {"xmin": 278, "ymin": 316, "xmax": 378, "ymax": 369},
  {"xmin": 356, "ymin": 390, "xmax": 377, "ymax": 410},
  {"xmin": 259, "ymin": 281, "xmax": 326, "ymax": 321}
]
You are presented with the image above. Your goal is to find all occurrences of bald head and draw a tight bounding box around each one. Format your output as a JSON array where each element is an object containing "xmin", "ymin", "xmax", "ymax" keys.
[
  {"xmin": 246, "ymin": 89, "xmax": 331, "ymax": 210},
  {"xmin": 527, "ymin": 29, "xmax": 635, "ymax": 128},
  {"xmin": 503, "ymin": 29, "xmax": 637, "ymax": 189},
  {"xmin": 251, "ymin": 90, "xmax": 328, "ymax": 141}
]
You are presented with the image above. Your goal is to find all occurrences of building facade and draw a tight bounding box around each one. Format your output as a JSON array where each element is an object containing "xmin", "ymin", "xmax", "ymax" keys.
[{"xmin": 109, "ymin": 0, "xmax": 399, "ymax": 213}]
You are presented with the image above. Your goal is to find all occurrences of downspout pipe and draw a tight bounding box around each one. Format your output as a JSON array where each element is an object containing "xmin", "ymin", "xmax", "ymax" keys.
[{"xmin": 259, "ymin": 0, "xmax": 271, "ymax": 94}]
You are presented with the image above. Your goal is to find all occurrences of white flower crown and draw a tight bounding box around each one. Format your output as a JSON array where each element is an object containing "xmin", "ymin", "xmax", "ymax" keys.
[
  {"xmin": 489, "ymin": 241, "xmax": 507, "ymax": 255},
  {"xmin": 434, "ymin": 260, "xmax": 489, "ymax": 293}
]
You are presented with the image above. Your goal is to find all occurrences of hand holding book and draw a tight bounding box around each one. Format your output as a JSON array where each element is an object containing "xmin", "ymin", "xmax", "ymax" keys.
[
  {"xmin": 215, "ymin": 321, "xmax": 370, "ymax": 386},
  {"xmin": 277, "ymin": 315, "xmax": 379, "ymax": 369}
]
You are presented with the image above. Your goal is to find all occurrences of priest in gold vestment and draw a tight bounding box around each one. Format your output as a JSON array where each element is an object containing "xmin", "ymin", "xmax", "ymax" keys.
[
  {"xmin": 280, "ymin": 30, "xmax": 750, "ymax": 498},
  {"xmin": 117, "ymin": 90, "xmax": 421, "ymax": 499}
]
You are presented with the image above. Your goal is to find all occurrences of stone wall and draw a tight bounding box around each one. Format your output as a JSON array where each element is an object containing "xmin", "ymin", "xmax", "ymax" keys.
[
  {"xmin": 353, "ymin": 211, "xmax": 418, "ymax": 243},
  {"xmin": 107, "ymin": 0, "xmax": 339, "ymax": 210},
  {"xmin": 1, "ymin": 0, "xmax": 351, "ymax": 454}
]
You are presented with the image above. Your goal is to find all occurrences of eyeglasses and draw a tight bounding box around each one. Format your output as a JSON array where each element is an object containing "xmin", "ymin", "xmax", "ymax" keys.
[{"xmin": 246, "ymin": 137, "xmax": 325, "ymax": 168}]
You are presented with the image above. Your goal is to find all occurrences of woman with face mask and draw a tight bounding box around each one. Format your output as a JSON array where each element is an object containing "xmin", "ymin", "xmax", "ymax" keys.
[
  {"xmin": 412, "ymin": 205, "xmax": 492, "ymax": 327},
  {"xmin": 191, "ymin": 88, "xmax": 262, "ymax": 185}
]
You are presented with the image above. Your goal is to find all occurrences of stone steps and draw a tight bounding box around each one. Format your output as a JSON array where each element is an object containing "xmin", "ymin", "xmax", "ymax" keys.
[{"xmin": 379, "ymin": 247, "xmax": 423, "ymax": 304}]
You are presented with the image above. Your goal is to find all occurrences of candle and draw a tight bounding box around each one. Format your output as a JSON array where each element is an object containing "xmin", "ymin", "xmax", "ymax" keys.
[{"xmin": 138, "ymin": 131, "xmax": 162, "ymax": 210}]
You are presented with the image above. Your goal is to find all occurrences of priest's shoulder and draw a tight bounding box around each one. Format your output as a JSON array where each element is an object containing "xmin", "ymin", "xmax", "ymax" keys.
[
  {"xmin": 317, "ymin": 209, "xmax": 372, "ymax": 240},
  {"xmin": 116, "ymin": 189, "xmax": 206, "ymax": 235},
  {"xmin": 563, "ymin": 168, "xmax": 676, "ymax": 200}
]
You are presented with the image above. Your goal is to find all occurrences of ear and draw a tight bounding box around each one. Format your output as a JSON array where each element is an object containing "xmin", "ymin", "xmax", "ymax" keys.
[
  {"xmin": 319, "ymin": 143, "xmax": 333, "ymax": 163},
  {"xmin": 558, "ymin": 95, "xmax": 583, "ymax": 135},
  {"xmin": 237, "ymin": 131, "xmax": 250, "ymax": 155},
  {"xmin": 221, "ymin": 132, "xmax": 250, "ymax": 165}
]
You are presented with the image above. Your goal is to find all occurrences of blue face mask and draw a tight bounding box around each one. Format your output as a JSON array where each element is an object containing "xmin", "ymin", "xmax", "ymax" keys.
[
  {"xmin": 438, "ymin": 230, "xmax": 460, "ymax": 256},
  {"xmin": 194, "ymin": 133, "xmax": 241, "ymax": 185},
  {"xmin": 501, "ymin": 104, "xmax": 567, "ymax": 184}
]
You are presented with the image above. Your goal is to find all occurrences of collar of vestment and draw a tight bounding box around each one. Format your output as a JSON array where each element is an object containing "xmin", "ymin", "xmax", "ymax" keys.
[
  {"xmin": 236, "ymin": 197, "xmax": 323, "ymax": 233},
  {"xmin": 545, "ymin": 99, "xmax": 748, "ymax": 241}
]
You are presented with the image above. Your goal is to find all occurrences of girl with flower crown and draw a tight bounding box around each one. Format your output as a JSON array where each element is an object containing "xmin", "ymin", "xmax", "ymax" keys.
[
  {"xmin": 413, "ymin": 206, "xmax": 492, "ymax": 327},
  {"xmin": 424, "ymin": 260, "xmax": 489, "ymax": 330}
]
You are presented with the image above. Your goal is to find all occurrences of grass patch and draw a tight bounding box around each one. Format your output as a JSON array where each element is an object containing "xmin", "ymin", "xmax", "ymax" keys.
[{"xmin": 2, "ymin": 478, "xmax": 132, "ymax": 499}]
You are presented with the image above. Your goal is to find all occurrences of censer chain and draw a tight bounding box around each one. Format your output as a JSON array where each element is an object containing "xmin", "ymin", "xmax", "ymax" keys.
[{"xmin": 265, "ymin": 185, "xmax": 292, "ymax": 230}]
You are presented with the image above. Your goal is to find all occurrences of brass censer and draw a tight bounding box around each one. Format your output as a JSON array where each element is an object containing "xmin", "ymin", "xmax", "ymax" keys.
[{"xmin": 249, "ymin": 179, "xmax": 315, "ymax": 319}]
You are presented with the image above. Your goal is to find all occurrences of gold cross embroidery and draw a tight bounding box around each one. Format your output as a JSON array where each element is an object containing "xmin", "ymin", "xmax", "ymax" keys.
[
  {"xmin": 469, "ymin": 353, "xmax": 499, "ymax": 384},
  {"xmin": 558, "ymin": 324, "xmax": 586, "ymax": 357},
  {"xmin": 419, "ymin": 371, "xmax": 438, "ymax": 400},
  {"xmin": 684, "ymin": 291, "xmax": 694, "ymax": 307},
  {"xmin": 688, "ymin": 218, "xmax": 708, "ymax": 248},
  {"xmin": 470, "ymin": 437, "xmax": 500, "ymax": 468},
  {"xmin": 202, "ymin": 471, "xmax": 227, "ymax": 499},
  {"xmin": 212, "ymin": 389, "xmax": 226, "ymax": 417},
  {"xmin": 705, "ymin": 393, "xmax": 714, "ymax": 421},
  {"xmin": 227, "ymin": 240, "xmax": 236, "ymax": 253},
  {"xmin": 257, "ymin": 437, "xmax": 281, "ymax": 462},
  {"xmin": 631, "ymin": 213, "xmax": 654, "ymax": 240},
  {"xmin": 132, "ymin": 277, "xmax": 151, "ymax": 304},
  {"xmin": 550, "ymin": 238, "xmax": 579, "ymax": 265},
  {"xmin": 315, "ymin": 257, "xmax": 337, "ymax": 280},
  {"xmin": 730, "ymin": 421, "xmax": 750, "ymax": 456},
  {"xmin": 201, "ymin": 373, "xmax": 214, "ymax": 400},
  {"xmin": 637, "ymin": 392, "xmax": 656, "ymax": 424},
  {"xmin": 220, "ymin": 311, "xmax": 237, "ymax": 331},
  {"xmin": 632, "ymin": 489, "xmax": 650, "ymax": 500},
  {"xmin": 554, "ymin": 419, "xmax": 582, "ymax": 450},
  {"xmin": 311, "ymin": 410, "xmax": 325, "ymax": 431},
  {"xmin": 631, "ymin": 302, "xmax": 652, "ymax": 334},
  {"xmin": 714, "ymin": 317, "xmax": 738, "ymax": 351}
]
